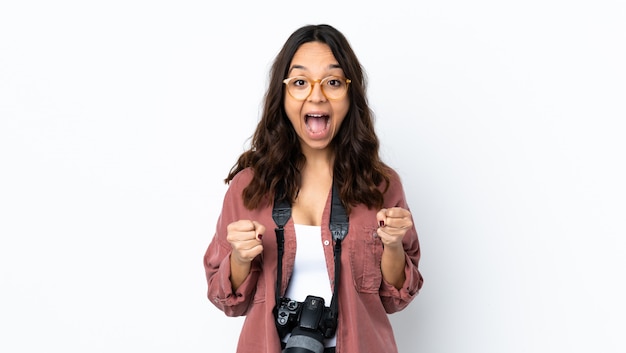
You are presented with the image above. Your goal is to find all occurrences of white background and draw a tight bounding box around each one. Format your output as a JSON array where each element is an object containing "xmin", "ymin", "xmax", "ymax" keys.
[{"xmin": 1, "ymin": 1, "xmax": 625, "ymax": 352}]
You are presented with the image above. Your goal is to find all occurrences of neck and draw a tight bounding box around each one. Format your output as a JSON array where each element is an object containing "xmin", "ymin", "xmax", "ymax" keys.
[
  {"xmin": 302, "ymin": 154, "xmax": 334, "ymax": 179},
  {"xmin": 301, "ymin": 145, "xmax": 334, "ymax": 170}
]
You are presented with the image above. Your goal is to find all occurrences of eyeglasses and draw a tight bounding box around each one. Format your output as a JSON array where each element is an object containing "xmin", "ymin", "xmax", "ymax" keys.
[{"xmin": 283, "ymin": 76, "xmax": 351, "ymax": 101}]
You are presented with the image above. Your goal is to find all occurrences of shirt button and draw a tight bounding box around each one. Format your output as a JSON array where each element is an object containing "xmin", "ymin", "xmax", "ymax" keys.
[{"xmin": 323, "ymin": 240, "xmax": 330, "ymax": 246}]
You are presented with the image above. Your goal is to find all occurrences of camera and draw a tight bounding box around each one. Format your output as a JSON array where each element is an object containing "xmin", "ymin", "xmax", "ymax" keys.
[{"xmin": 276, "ymin": 295, "xmax": 337, "ymax": 353}]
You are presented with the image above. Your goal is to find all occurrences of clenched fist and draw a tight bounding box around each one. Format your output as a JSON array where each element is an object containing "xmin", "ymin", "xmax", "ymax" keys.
[
  {"xmin": 227, "ymin": 220, "xmax": 266, "ymax": 265},
  {"xmin": 376, "ymin": 207, "xmax": 413, "ymax": 249}
]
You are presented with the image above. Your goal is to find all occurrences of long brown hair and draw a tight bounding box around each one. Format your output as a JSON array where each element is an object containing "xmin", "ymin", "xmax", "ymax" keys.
[{"xmin": 226, "ymin": 24, "xmax": 390, "ymax": 213}]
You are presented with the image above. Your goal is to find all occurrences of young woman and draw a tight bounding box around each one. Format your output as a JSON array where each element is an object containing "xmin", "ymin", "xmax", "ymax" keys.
[{"xmin": 204, "ymin": 24, "xmax": 423, "ymax": 353}]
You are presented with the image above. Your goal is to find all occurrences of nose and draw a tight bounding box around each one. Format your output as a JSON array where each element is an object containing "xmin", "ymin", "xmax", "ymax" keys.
[{"xmin": 307, "ymin": 80, "xmax": 327, "ymax": 102}]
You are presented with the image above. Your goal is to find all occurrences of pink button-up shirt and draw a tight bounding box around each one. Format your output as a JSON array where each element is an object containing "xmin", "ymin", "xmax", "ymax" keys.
[{"xmin": 204, "ymin": 168, "xmax": 423, "ymax": 353}]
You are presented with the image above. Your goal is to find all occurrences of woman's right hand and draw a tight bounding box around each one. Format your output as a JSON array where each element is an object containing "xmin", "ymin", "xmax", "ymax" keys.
[{"xmin": 227, "ymin": 220, "xmax": 265, "ymax": 265}]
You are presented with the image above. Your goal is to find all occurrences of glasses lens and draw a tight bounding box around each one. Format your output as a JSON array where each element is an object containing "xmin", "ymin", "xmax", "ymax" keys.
[
  {"xmin": 320, "ymin": 76, "xmax": 349, "ymax": 100},
  {"xmin": 285, "ymin": 77, "xmax": 311, "ymax": 100}
]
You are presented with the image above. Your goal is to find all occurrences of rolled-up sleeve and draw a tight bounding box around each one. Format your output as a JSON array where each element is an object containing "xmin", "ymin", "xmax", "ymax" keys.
[
  {"xmin": 379, "ymin": 229, "xmax": 423, "ymax": 313},
  {"xmin": 379, "ymin": 170, "xmax": 424, "ymax": 313},
  {"xmin": 204, "ymin": 170, "xmax": 259, "ymax": 317}
]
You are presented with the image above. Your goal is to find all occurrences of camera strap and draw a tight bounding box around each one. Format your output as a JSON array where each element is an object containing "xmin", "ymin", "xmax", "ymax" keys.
[{"xmin": 272, "ymin": 179, "xmax": 349, "ymax": 328}]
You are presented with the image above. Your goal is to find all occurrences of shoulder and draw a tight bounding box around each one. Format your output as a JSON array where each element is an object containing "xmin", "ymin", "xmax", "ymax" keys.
[
  {"xmin": 382, "ymin": 165, "xmax": 404, "ymax": 190},
  {"xmin": 225, "ymin": 167, "xmax": 272, "ymax": 209},
  {"xmin": 384, "ymin": 166, "xmax": 402, "ymax": 184},
  {"xmin": 222, "ymin": 168, "xmax": 254, "ymax": 202},
  {"xmin": 381, "ymin": 166, "xmax": 408, "ymax": 204},
  {"xmin": 228, "ymin": 167, "xmax": 254, "ymax": 190}
]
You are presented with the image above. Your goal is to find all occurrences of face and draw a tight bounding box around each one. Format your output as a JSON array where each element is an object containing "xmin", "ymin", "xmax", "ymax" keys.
[{"xmin": 284, "ymin": 42, "xmax": 350, "ymax": 155}]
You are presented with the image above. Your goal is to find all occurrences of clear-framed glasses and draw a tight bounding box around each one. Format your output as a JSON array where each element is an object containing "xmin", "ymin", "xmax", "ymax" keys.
[{"xmin": 283, "ymin": 76, "xmax": 351, "ymax": 101}]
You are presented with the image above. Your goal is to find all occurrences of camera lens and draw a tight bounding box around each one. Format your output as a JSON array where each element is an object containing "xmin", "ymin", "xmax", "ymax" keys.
[{"xmin": 283, "ymin": 327, "xmax": 325, "ymax": 353}]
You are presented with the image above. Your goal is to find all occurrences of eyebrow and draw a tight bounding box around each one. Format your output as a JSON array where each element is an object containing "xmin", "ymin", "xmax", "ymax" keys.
[{"xmin": 288, "ymin": 64, "xmax": 343, "ymax": 74}]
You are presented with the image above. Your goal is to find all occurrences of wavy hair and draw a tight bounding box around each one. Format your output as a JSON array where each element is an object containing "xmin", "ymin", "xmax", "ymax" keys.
[{"xmin": 226, "ymin": 24, "xmax": 390, "ymax": 213}]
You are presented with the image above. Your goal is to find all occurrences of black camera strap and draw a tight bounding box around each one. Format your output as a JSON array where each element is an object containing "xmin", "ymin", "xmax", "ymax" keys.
[
  {"xmin": 328, "ymin": 180, "xmax": 349, "ymax": 320},
  {"xmin": 272, "ymin": 179, "xmax": 349, "ymax": 332},
  {"xmin": 272, "ymin": 188, "xmax": 292, "ymax": 313}
]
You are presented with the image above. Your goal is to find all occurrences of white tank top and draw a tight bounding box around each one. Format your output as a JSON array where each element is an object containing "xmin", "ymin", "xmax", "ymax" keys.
[{"xmin": 284, "ymin": 224, "xmax": 337, "ymax": 347}]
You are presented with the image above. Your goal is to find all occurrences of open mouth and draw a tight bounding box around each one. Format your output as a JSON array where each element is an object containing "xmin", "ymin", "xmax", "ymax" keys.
[{"xmin": 305, "ymin": 113, "xmax": 330, "ymax": 133}]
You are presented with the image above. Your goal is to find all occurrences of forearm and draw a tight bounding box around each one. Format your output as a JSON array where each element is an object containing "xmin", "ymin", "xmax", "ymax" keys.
[
  {"xmin": 380, "ymin": 244, "xmax": 406, "ymax": 290},
  {"xmin": 230, "ymin": 255, "xmax": 252, "ymax": 291}
]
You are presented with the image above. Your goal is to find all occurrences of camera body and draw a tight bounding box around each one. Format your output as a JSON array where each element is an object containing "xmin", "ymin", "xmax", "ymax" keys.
[{"xmin": 276, "ymin": 295, "xmax": 337, "ymax": 353}]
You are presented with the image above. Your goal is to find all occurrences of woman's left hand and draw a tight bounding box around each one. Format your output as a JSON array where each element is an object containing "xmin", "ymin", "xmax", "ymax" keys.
[{"xmin": 376, "ymin": 207, "xmax": 413, "ymax": 248}]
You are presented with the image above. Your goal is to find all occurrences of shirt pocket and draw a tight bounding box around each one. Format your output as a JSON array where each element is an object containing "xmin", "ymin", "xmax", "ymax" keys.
[{"xmin": 349, "ymin": 226, "xmax": 384, "ymax": 293}]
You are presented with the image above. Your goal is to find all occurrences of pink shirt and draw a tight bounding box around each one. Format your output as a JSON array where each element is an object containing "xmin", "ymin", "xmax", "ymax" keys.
[{"xmin": 204, "ymin": 168, "xmax": 423, "ymax": 353}]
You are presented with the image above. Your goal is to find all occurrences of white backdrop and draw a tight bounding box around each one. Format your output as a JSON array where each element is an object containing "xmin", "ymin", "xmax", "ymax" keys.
[{"xmin": 1, "ymin": 1, "xmax": 625, "ymax": 352}]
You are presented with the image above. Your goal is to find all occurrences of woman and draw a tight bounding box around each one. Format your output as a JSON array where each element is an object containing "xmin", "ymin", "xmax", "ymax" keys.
[{"xmin": 204, "ymin": 24, "xmax": 423, "ymax": 353}]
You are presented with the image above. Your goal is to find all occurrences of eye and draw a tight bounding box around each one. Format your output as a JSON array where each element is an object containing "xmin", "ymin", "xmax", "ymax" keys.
[
  {"xmin": 326, "ymin": 77, "xmax": 344, "ymax": 88},
  {"xmin": 292, "ymin": 77, "xmax": 309, "ymax": 87}
]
